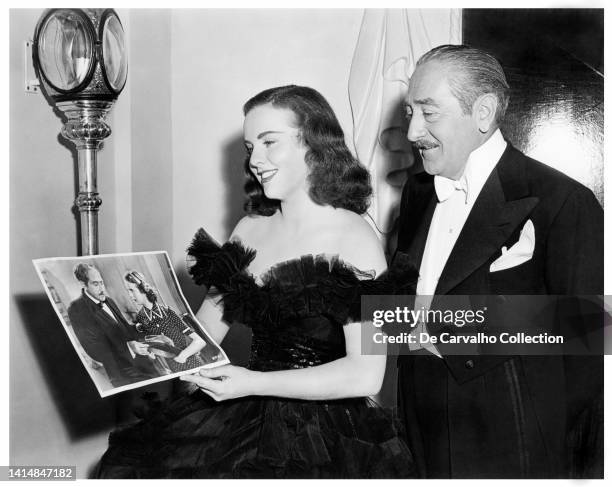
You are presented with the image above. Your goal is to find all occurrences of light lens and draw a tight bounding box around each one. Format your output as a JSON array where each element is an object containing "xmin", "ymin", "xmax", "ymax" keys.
[
  {"xmin": 37, "ymin": 10, "xmax": 93, "ymax": 91},
  {"xmin": 102, "ymin": 13, "xmax": 127, "ymax": 92}
]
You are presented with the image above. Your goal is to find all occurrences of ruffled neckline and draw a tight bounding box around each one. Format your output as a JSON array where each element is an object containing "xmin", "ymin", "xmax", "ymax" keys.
[
  {"xmin": 255, "ymin": 252, "xmax": 376, "ymax": 287},
  {"xmin": 186, "ymin": 227, "xmax": 418, "ymax": 328},
  {"xmin": 186, "ymin": 228, "xmax": 377, "ymax": 287}
]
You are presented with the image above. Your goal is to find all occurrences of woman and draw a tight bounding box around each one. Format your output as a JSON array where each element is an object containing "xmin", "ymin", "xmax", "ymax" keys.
[
  {"xmin": 97, "ymin": 85, "xmax": 417, "ymax": 478},
  {"xmin": 124, "ymin": 270, "xmax": 207, "ymax": 373}
]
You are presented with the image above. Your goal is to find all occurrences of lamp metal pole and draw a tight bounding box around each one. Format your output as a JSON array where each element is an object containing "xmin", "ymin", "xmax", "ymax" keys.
[{"xmin": 56, "ymin": 99, "xmax": 114, "ymax": 255}]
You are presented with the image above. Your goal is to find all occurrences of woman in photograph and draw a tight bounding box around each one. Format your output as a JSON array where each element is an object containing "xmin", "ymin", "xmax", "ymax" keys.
[
  {"xmin": 97, "ymin": 85, "xmax": 417, "ymax": 478},
  {"xmin": 124, "ymin": 270, "xmax": 207, "ymax": 373}
]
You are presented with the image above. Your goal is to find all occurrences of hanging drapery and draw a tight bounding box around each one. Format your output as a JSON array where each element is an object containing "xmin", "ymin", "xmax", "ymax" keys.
[{"xmin": 349, "ymin": 9, "xmax": 462, "ymax": 249}]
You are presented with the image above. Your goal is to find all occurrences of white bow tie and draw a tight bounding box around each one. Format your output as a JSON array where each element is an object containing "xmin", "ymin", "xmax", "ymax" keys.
[{"xmin": 434, "ymin": 175, "xmax": 469, "ymax": 203}]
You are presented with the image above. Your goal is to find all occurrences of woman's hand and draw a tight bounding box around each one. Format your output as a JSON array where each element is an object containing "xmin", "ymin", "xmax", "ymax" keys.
[
  {"xmin": 173, "ymin": 352, "xmax": 187, "ymax": 364},
  {"xmin": 180, "ymin": 365, "xmax": 258, "ymax": 401}
]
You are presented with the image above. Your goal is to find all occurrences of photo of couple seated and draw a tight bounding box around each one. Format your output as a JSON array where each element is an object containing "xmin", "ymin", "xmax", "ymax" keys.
[
  {"xmin": 34, "ymin": 253, "xmax": 228, "ymax": 396},
  {"xmin": 12, "ymin": 7, "xmax": 604, "ymax": 481}
]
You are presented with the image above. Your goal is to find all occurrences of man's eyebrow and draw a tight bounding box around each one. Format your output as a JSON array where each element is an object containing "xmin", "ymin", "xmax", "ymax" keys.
[{"xmin": 413, "ymin": 98, "xmax": 440, "ymax": 107}]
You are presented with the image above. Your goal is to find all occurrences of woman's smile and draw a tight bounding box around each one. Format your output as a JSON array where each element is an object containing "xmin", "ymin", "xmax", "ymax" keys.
[{"xmin": 259, "ymin": 169, "xmax": 278, "ymax": 183}]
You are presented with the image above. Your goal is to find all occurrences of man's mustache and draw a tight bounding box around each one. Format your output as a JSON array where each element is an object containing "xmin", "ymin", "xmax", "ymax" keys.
[{"xmin": 414, "ymin": 140, "xmax": 439, "ymax": 150}]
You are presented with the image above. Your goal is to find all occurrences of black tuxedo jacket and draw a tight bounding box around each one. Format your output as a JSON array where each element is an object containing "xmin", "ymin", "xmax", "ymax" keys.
[
  {"xmin": 68, "ymin": 292, "xmax": 156, "ymax": 387},
  {"xmin": 396, "ymin": 143, "xmax": 603, "ymax": 478}
]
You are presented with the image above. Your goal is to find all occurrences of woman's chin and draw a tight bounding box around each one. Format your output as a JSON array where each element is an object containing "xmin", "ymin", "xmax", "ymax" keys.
[{"xmin": 262, "ymin": 188, "xmax": 282, "ymax": 200}]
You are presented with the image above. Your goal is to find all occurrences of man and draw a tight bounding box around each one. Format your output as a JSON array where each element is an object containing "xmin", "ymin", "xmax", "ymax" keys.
[
  {"xmin": 68, "ymin": 263, "xmax": 157, "ymax": 387},
  {"xmin": 396, "ymin": 45, "xmax": 603, "ymax": 478}
]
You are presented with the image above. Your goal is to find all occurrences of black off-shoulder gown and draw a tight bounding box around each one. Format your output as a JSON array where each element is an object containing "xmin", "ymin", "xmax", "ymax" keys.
[{"xmin": 96, "ymin": 228, "xmax": 418, "ymax": 478}]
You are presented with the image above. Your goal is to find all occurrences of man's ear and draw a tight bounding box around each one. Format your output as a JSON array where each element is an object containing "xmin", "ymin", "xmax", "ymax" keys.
[{"xmin": 474, "ymin": 93, "xmax": 498, "ymax": 133}]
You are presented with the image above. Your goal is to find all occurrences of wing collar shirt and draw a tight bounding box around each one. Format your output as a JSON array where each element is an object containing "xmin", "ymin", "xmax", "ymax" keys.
[
  {"xmin": 84, "ymin": 290, "xmax": 118, "ymax": 323},
  {"xmin": 411, "ymin": 129, "xmax": 507, "ymax": 355}
]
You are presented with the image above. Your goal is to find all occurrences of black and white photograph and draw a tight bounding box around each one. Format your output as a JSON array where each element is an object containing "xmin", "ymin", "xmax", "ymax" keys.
[
  {"xmin": 7, "ymin": 4, "xmax": 609, "ymax": 481},
  {"xmin": 33, "ymin": 252, "xmax": 228, "ymax": 397}
]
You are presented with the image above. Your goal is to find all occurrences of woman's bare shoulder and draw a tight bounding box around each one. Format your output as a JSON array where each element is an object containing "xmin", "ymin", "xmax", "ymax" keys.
[
  {"xmin": 230, "ymin": 214, "xmax": 275, "ymax": 247},
  {"xmin": 330, "ymin": 210, "xmax": 378, "ymax": 242},
  {"xmin": 331, "ymin": 211, "xmax": 387, "ymax": 275}
]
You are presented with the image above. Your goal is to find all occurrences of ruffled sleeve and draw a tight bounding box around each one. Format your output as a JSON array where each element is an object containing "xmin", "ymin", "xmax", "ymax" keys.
[
  {"xmin": 187, "ymin": 228, "xmax": 256, "ymax": 288},
  {"xmin": 186, "ymin": 228, "xmax": 260, "ymax": 325}
]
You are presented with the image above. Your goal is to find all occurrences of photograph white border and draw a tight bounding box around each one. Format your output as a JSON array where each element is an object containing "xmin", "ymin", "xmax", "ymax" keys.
[{"xmin": 33, "ymin": 251, "xmax": 229, "ymax": 398}]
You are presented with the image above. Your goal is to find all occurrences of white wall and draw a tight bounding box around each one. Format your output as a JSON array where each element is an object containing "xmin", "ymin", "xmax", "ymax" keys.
[{"xmin": 10, "ymin": 8, "xmax": 365, "ymax": 476}]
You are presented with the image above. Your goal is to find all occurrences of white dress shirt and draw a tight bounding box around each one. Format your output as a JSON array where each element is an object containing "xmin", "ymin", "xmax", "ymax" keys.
[{"xmin": 410, "ymin": 129, "xmax": 507, "ymax": 354}]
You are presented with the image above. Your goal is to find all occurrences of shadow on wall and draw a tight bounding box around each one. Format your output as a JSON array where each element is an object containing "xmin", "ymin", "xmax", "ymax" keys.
[
  {"xmin": 220, "ymin": 132, "xmax": 255, "ymax": 366},
  {"xmin": 15, "ymin": 293, "xmax": 176, "ymax": 476},
  {"xmin": 380, "ymin": 96, "xmax": 418, "ymax": 259},
  {"xmin": 175, "ymin": 131, "xmax": 253, "ymax": 367},
  {"xmin": 14, "ymin": 294, "xmax": 118, "ymax": 439},
  {"xmin": 222, "ymin": 132, "xmax": 250, "ymax": 235}
]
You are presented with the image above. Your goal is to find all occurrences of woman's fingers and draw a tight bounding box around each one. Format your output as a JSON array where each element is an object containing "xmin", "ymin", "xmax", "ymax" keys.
[
  {"xmin": 180, "ymin": 374, "xmax": 223, "ymax": 394},
  {"xmin": 180, "ymin": 365, "xmax": 250, "ymax": 402},
  {"xmin": 198, "ymin": 365, "xmax": 231, "ymax": 379}
]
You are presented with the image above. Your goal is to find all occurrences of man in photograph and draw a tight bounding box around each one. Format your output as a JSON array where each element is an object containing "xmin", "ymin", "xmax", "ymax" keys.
[
  {"xmin": 68, "ymin": 263, "xmax": 157, "ymax": 387},
  {"xmin": 396, "ymin": 45, "xmax": 603, "ymax": 478}
]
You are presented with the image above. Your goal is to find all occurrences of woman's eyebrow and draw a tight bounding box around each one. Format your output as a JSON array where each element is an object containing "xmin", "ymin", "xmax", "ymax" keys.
[
  {"xmin": 245, "ymin": 130, "xmax": 285, "ymax": 144},
  {"xmin": 257, "ymin": 130, "xmax": 283, "ymax": 139}
]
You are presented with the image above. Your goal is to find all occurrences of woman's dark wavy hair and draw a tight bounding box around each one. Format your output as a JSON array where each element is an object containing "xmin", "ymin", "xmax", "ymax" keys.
[{"xmin": 242, "ymin": 85, "xmax": 372, "ymax": 216}]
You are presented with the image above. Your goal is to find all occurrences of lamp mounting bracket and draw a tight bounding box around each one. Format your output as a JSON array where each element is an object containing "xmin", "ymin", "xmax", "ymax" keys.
[{"xmin": 24, "ymin": 40, "xmax": 40, "ymax": 94}]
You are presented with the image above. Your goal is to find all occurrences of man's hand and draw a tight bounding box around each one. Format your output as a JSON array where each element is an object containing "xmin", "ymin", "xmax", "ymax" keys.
[{"xmin": 128, "ymin": 340, "xmax": 152, "ymax": 357}]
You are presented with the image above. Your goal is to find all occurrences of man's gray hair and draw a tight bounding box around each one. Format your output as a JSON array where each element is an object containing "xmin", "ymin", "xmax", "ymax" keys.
[{"xmin": 417, "ymin": 44, "xmax": 510, "ymax": 125}]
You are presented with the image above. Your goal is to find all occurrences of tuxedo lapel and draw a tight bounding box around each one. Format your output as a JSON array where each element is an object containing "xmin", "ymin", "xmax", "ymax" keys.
[
  {"xmin": 104, "ymin": 298, "xmax": 125, "ymax": 324},
  {"xmin": 103, "ymin": 298, "xmax": 137, "ymax": 339},
  {"xmin": 434, "ymin": 146, "xmax": 539, "ymax": 296},
  {"xmin": 90, "ymin": 299, "xmax": 117, "ymax": 324}
]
